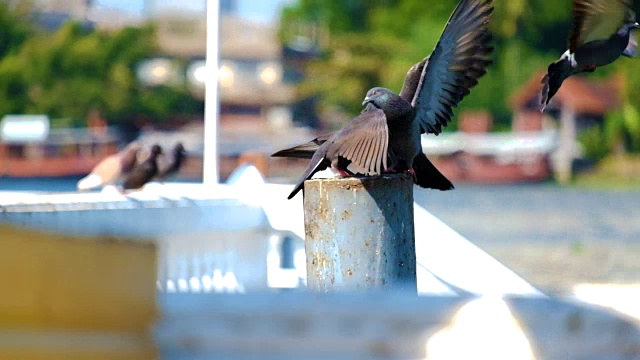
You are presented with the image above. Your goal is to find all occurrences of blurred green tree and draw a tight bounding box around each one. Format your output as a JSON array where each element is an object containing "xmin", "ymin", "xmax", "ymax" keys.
[
  {"xmin": 0, "ymin": 8, "xmax": 202, "ymax": 126},
  {"xmin": 0, "ymin": 2, "xmax": 32, "ymax": 58}
]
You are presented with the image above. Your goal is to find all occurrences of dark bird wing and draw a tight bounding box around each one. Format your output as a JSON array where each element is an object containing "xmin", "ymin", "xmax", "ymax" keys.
[
  {"xmin": 287, "ymin": 106, "xmax": 389, "ymax": 199},
  {"xmin": 271, "ymin": 134, "xmax": 332, "ymax": 159},
  {"xmin": 569, "ymin": 0, "xmax": 633, "ymax": 53},
  {"xmin": 123, "ymin": 164, "xmax": 157, "ymax": 189},
  {"xmin": 287, "ymin": 147, "xmax": 331, "ymax": 200},
  {"xmin": 123, "ymin": 158, "xmax": 159, "ymax": 190},
  {"xmin": 409, "ymin": 0, "xmax": 494, "ymax": 135}
]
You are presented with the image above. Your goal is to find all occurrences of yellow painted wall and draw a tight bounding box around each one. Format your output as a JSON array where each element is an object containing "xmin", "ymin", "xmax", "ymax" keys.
[{"xmin": 0, "ymin": 225, "xmax": 157, "ymax": 359}]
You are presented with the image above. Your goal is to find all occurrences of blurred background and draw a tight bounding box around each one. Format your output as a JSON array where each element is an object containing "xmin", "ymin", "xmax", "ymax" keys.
[{"xmin": 0, "ymin": 0, "xmax": 639, "ymax": 298}]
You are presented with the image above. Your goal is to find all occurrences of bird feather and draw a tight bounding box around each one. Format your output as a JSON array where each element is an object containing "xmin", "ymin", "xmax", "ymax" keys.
[
  {"xmin": 409, "ymin": 0, "xmax": 494, "ymax": 135},
  {"xmin": 569, "ymin": 0, "xmax": 633, "ymax": 53}
]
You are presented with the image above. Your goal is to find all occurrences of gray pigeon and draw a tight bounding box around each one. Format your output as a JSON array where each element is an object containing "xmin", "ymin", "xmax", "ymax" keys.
[
  {"xmin": 77, "ymin": 141, "xmax": 142, "ymax": 191},
  {"xmin": 541, "ymin": 0, "xmax": 639, "ymax": 112},
  {"xmin": 123, "ymin": 144, "xmax": 163, "ymax": 190},
  {"xmin": 273, "ymin": 0, "xmax": 494, "ymax": 199},
  {"xmin": 156, "ymin": 142, "xmax": 187, "ymax": 181},
  {"xmin": 280, "ymin": 103, "xmax": 391, "ymax": 200}
]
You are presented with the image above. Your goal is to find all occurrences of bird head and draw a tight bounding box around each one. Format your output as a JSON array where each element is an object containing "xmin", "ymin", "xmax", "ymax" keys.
[
  {"xmin": 362, "ymin": 87, "xmax": 393, "ymax": 108},
  {"xmin": 617, "ymin": 21, "xmax": 639, "ymax": 37},
  {"xmin": 150, "ymin": 144, "xmax": 163, "ymax": 157},
  {"xmin": 612, "ymin": 7, "xmax": 639, "ymax": 38},
  {"xmin": 624, "ymin": 20, "xmax": 640, "ymax": 31},
  {"xmin": 624, "ymin": 8, "xmax": 639, "ymax": 28},
  {"xmin": 173, "ymin": 142, "xmax": 187, "ymax": 156}
]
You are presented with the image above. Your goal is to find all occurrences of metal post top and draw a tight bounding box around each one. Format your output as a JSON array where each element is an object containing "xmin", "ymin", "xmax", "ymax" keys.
[
  {"xmin": 304, "ymin": 173, "xmax": 413, "ymax": 189},
  {"xmin": 303, "ymin": 172, "xmax": 416, "ymax": 292}
]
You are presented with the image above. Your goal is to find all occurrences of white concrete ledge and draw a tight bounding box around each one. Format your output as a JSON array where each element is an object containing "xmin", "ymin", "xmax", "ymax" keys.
[
  {"xmin": 156, "ymin": 292, "xmax": 640, "ymax": 360},
  {"xmin": 0, "ymin": 165, "xmax": 543, "ymax": 296},
  {"xmin": 0, "ymin": 183, "xmax": 268, "ymax": 238}
]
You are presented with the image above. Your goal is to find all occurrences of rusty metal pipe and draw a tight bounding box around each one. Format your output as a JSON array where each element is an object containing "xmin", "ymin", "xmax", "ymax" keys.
[{"xmin": 303, "ymin": 174, "xmax": 417, "ymax": 292}]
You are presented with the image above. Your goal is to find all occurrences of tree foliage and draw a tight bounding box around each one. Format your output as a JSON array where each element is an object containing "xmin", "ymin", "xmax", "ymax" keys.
[
  {"xmin": 0, "ymin": 2, "xmax": 31, "ymax": 58},
  {"xmin": 0, "ymin": 5, "xmax": 202, "ymax": 126}
]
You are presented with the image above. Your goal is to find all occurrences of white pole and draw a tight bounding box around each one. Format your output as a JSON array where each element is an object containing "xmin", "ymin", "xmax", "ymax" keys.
[{"xmin": 203, "ymin": 0, "xmax": 220, "ymax": 185}]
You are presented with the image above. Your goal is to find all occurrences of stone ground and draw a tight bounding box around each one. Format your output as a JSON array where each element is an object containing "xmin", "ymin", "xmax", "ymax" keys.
[
  {"xmin": 413, "ymin": 184, "xmax": 640, "ymax": 297},
  {"xmin": 480, "ymin": 242, "xmax": 640, "ymax": 296}
]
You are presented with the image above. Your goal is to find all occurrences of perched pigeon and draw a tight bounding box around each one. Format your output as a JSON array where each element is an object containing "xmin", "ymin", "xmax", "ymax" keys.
[
  {"xmin": 77, "ymin": 141, "xmax": 142, "ymax": 191},
  {"xmin": 278, "ymin": 103, "xmax": 391, "ymax": 199},
  {"xmin": 273, "ymin": 0, "xmax": 494, "ymax": 199},
  {"xmin": 156, "ymin": 142, "xmax": 187, "ymax": 181},
  {"xmin": 540, "ymin": 0, "xmax": 639, "ymax": 112},
  {"xmin": 123, "ymin": 144, "xmax": 163, "ymax": 190}
]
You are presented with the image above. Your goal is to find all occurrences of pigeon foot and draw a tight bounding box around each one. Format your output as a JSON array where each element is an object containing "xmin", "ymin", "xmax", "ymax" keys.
[
  {"xmin": 382, "ymin": 166, "xmax": 416, "ymax": 182},
  {"xmin": 408, "ymin": 167, "xmax": 417, "ymax": 183},
  {"xmin": 336, "ymin": 169, "xmax": 351, "ymax": 177}
]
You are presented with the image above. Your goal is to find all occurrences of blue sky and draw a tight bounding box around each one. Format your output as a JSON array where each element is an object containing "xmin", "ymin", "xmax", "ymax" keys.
[{"xmin": 94, "ymin": 0, "xmax": 290, "ymax": 23}]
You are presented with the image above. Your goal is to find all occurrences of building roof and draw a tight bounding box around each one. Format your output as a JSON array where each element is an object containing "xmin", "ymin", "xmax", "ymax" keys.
[
  {"xmin": 220, "ymin": 16, "xmax": 280, "ymax": 60},
  {"xmin": 510, "ymin": 71, "xmax": 623, "ymax": 114}
]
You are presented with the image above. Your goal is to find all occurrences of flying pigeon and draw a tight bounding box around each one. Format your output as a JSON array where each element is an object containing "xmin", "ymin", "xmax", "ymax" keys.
[
  {"xmin": 540, "ymin": 0, "xmax": 639, "ymax": 112},
  {"xmin": 123, "ymin": 144, "xmax": 163, "ymax": 190},
  {"xmin": 156, "ymin": 142, "xmax": 187, "ymax": 181},
  {"xmin": 273, "ymin": 0, "xmax": 494, "ymax": 199},
  {"xmin": 77, "ymin": 141, "xmax": 142, "ymax": 191}
]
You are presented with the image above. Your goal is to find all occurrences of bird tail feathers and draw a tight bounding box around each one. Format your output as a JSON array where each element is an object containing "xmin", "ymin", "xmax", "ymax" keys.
[
  {"xmin": 287, "ymin": 155, "xmax": 330, "ymax": 200},
  {"xmin": 540, "ymin": 57, "xmax": 572, "ymax": 112},
  {"xmin": 413, "ymin": 152, "xmax": 454, "ymax": 191},
  {"xmin": 77, "ymin": 174, "xmax": 103, "ymax": 191},
  {"xmin": 272, "ymin": 136, "xmax": 329, "ymax": 159},
  {"xmin": 272, "ymin": 143, "xmax": 320, "ymax": 159}
]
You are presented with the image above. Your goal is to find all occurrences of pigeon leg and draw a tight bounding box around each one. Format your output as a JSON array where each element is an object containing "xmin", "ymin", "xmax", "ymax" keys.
[
  {"xmin": 584, "ymin": 65, "xmax": 597, "ymax": 73},
  {"xmin": 407, "ymin": 167, "xmax": 418, "ymax": 183},
  {"xmin": 336, "ymin": 169, "xmax": 351, "ymax": 177},
  {"xmin": 384, "ymin": 165, "xmax": 417, "ymax": 181}
]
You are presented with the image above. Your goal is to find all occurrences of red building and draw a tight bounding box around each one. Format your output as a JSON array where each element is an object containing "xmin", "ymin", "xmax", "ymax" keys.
[{"xmin": 510, "ymin": 72, "xmax": 622, "ymax": 182}]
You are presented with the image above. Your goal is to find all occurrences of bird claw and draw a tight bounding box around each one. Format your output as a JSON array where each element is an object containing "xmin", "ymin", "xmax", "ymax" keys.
[
  {"xmin": 383, "ymin": 166, "xmax": 416, "ymax": 182},
  {"xmin": 408, "ymin": 168, "xmax": 417, "ymax": 183},
  {"xmin": 336, "ymin": 169, "xmax": 351, "ymax": 177}
]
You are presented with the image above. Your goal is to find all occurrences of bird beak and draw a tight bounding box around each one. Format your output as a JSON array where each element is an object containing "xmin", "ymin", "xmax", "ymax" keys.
[
  {"xmin": 634, "ymin": 22, "xmax": 640, "ymax": 29},
  {"xmin": 362, "ymin": 97, "xmax": 371, "ymax": 106}
]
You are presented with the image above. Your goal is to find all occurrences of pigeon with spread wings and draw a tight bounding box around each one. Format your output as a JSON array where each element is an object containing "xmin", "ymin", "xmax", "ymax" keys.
[
  {"xmin": 540, "ymin": 0, "xmax": 639, "ymax": 112},
  {"xmin": 273, "ymin": 0, "xmax": 494, "ymax": 199},
  {"xmin": 281, "ymin": 103, "xmax": 390, "ymax": 200}
]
